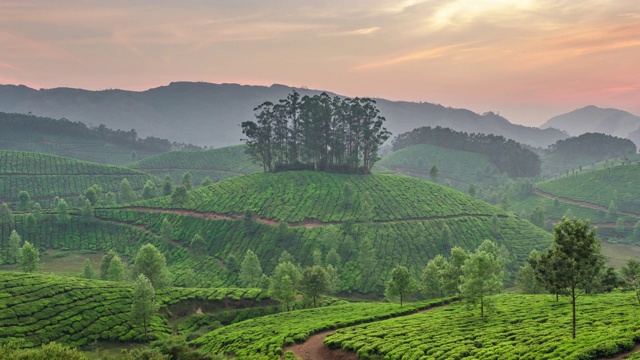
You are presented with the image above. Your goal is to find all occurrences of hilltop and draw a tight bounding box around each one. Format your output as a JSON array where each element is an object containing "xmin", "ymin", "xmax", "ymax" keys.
[
  {"xmin": 0, "ymin": 83, "xmax": 567, "ymax": 148},
  {"xmin": 127, "ymin": 145, "xmax": 261, "ymax": 185},
  {"xmin": 0, "ymin": 151, "xmax": 160, "ymax": 206},
  {"xmin": 92, "ymin": 171, "xmax": 554, "ymax": 293},
  {"xmin": 541, "ymin": 105, "xmax": 640, "ymax": 141}
]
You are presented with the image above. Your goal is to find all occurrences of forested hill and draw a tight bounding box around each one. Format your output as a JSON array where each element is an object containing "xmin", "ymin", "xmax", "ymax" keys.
[
  {"xmin": 392, "ymin": 126, "xmax": 541, "ymax": 178},
  {"xmin": 0, "ymin": 112, "xmax": 194, "ymax": 164},
  {"xmin": 0, "ymin": 82, "xmax": 567, "ymax": 148},
  {"xmin": 541, "ymin": 105, "xmax": 640, "ymax": 140}
]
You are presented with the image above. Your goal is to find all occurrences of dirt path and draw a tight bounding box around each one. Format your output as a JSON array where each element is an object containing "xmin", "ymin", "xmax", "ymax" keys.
[
  {"xmin": 125, "ymin": 207, "xmax": 509, "ymax": 229},
  {"xmin": 533, "ymin": 188, "xmax": 640, "ymax": 219},
  {"xmin": 283, "ymin": 303, "xmax": 451, "ymax": 360}
]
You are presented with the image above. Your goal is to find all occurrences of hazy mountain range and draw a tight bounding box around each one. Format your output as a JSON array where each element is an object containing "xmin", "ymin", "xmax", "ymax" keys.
[
  {"xmin": 541, "ymin": 105, "xmax": 640, "ymax": 140},
  {"xmin": 3, "ymin": 82, "xmax": 634, "ymax": 149}
]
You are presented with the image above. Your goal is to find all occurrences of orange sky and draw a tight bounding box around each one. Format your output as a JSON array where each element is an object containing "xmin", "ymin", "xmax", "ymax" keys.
[{"xmin": 0, "ymin": 0, "xmax": 638, "ymax": 125}]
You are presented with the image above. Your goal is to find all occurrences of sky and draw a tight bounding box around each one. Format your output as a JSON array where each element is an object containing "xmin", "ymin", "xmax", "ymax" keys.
[{"xmin": 0, "ymin": 0, "xmax": 639, "ymax": 126}]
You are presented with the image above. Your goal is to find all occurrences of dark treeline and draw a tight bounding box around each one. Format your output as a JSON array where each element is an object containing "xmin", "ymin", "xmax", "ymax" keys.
[
  {"xmin": 0, "ymin": 112, "xmax": 201, "ymax": 153},
  {"xmin": 547, "ymin": 132, "xmax": 637, "ymax": 158},
  {"xmin": 241, "ymin": 91, "xmax": 391, "ymax": 174},
  {"xmin": 393, "ymin": 126, "xmax": 541, "ymax": 177}
]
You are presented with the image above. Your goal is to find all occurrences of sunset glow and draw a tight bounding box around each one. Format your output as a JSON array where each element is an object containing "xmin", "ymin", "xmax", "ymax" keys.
[{"xmin": 0, "ymin": 0, "xmax": 638, "ymax": 125}]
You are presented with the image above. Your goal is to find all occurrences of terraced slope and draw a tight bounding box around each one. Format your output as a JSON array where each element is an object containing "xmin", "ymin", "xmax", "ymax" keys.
[
  {"xmin": 0, "ymin": 272, "xmax": 270, "ymax": 348},
  {"xmin": 132, "ymin": 171, "xmax": 505, "ymax": 222},
  {"xmin": 91, "ymin": 172, "xmax": 552, "ymax": 292},
  {"xmin": 127, "ymin": 145, "xmax": 260, "ymax": 185},
  {"xmin": 378, "ymin": 144, "xmax": 504, "ymax": 191},
  {"xmin": 325, "ymin": 292, "xmax": 640, "ymax": 360},
  {"xmin": 194, "ymin": 297, "xmax": 453, "ymax": 358},
  {"xmin": 536, "ymin": 162, "xmax": 640, "ymax": 214},
  {"xmin": 0, "ymin": 151, "xmax": 160, "ymax": 205}
]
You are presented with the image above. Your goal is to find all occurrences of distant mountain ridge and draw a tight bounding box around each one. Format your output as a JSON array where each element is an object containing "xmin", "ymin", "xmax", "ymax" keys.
[
  {"xmin": 0, "ymin": 82, "xmax": 567, "ymax": 148},
  {"xmin": 541, "ymin": 105, "xmax": 640, "ymax": 141}
]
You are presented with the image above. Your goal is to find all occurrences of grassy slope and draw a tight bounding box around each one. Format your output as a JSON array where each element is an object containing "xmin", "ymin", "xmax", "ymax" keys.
[
  {"xmin": 537, "ymin": 162, "xmax": 640, "ymax": 214},
  {"xmin": 133, "ymin": 171, "xmax": 505, "ymax": 222},
  {"xmin": 0, "ymin": 271, "xmax": 269, "ymax": 348},
  {"xmin": 0, "ymin": 130, "xmax": 159, "ymax": 165},
  {"xmin": 126, "ymin": 145, "xmax": 261, "ymax": 185},
  {"xmin": 325, "ymin": 292, "xmax": 640, "ymax": 360},
  {"xmin": 93, "ymin": 171, "xmax": 552, "ymax": 292},
  {"xmin": 194, "ymin": 297, "xmax": 454, "ymax": 358},
  {"xmin": 0, "ymin": 151, "xmax": 160, "ymax": 204},
  {"xmin": 377, "ymin": 144, "xmax": 503, "ymax": 192}
]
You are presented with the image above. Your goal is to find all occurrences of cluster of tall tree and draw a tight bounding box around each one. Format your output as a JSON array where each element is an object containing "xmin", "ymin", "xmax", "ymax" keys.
[
  {"xmin": 0, "ymin": 112, "xmax": 202, "ymax": 152},
  {"xmin": 241, "ymin": 91, "xmax": 391, "ymax": 174},
  {"xmin": 392, "ymin": 126, "xmax": 541, "ymax": 177},
  {"xmin": 547, "ymin": 132, "xmax": 637, "ymax": 158}
]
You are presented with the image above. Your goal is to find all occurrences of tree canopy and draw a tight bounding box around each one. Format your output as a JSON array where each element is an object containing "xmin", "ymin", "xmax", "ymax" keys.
[
  {"xmin": 392, "ymin": 126, "xmax": 541, "ymax": 177},
  {"xmin": 241, "ymin": 91, "xmax": 391, "ymax": 174}
]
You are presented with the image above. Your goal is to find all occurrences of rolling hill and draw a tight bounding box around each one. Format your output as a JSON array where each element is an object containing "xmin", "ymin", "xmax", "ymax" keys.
[
  {"xmin": 0, "ymin": 151, "xmax": 161, "ymax": 207},
  {"xmin": 0, "ymin": 82, "xmax": 567, "ymax": 148},
  {"xmin": 0, "ymin": 271, "xmax": 271, "ymax": 348},
  {"xmin": 0, "ymin": 112, "xmax": 171, "ymax": 165},
  {"xmin": 126, "ymin": 145, "xmax": 261, "ymax": 185},
  {"xmin": 93, "ymin": 171, "xmax": 553, "ymax": 293},
  {"xmin": 377, "ymin": 144, "xmax": 505, "ymax": 192}
]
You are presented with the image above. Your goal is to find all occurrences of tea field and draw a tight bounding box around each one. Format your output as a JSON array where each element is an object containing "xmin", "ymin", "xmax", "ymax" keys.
[
  {"xmin": 131, "ymin": 171, "xmax": 506, "ymax": 222},
  {"xmin": 127, "ymin": 145, "xmax": 260, "ymax": 185},
  {"xmin": 0, "ymin": 151, "xmax": 160, "ymax": 205},
  {"xmin": 0, "ymin": 272, "xmax": 270, "ymax": 348},
  {"xmin": 324, "ymin": 292, "xmax": 640, "ymax": 360},
  {"xmin": 194, "ymin": 297, "xmax": 454, "ymax": 358}
]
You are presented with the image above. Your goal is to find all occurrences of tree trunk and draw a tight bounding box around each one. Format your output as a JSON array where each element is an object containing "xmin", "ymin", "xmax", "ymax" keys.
[
  {"xmin": 481, "ymin": 296, "xmax": 484, "ymax": 318},
  {"xmin": 571, "ymin": 287, "xmax": 576, "ymax": 339}
]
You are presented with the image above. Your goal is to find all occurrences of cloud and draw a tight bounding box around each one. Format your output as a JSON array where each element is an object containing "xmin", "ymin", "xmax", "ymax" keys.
[{"xmin": 354, "ymin": 43, "xmax": 475, "ymax": 71}]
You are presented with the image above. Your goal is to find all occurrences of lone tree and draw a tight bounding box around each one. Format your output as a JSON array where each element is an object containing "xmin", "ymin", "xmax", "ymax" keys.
[
  {"xmin": 529, "ymin": 217, "xmax": 603, "ymax": 339},
  {"xmin": 119, "ymin": 178, "xmax": 136, "ymax": 203},
  {"xmin": 181, "ymin": 171, "xmax": 193, "ymax": 191},
  {"xmin": 17, "ymin": 191, "xmax": 31, "ymax": 211},
  {"xmin": 171, "ymin": 185, "xmax": 189, "ymax": 205},
  {"xmin": 7, "ymin": 230, "xmax": 22, "ymax": 264},
  {"xmin": 0, "ymin": 203, "xmax": 12, "ymax": 225},
  {"xmin": 299, "ymin": 265, "xmax": 330, "ymax": 307},
  {"xmin": 56, "ymin": 198, "xmax": 70, "ymax": 224},
  {"xmin": 107, "ymin": 255, "xmax": 127, "ymax": 282},
  {"xmin": 429, "ymin": 164, "xmax": 439, "ymax": 182},
  {"xmin": 134, "ymin": 243, "xmax": 170, "ymax": 289},
  {"xmin": 622, "ymin": 258, "xmax": 640, "ymax": 304},
  {"xmin": 142, "ymin": 180, "xmax": 157, "ymax": 200},
  {"xmin": 84, "ymin": 259, "xmax": 95, "ymax": 279},
  {"xmin": 161, "ymin": 218, "xmax": 173, "ymax": 243},
  {"xmin": 239, "ymin": 250, "xmax": 263, "ymax": 287},
  {"xmin": 99, "ymin": 250, "xmax": 117, "ymax": 280},
  {"xmin": 162, "ymin": 176, "xmax": 174, "ymax": 196},
  {"xmin": 190, "ymin": 234, "xmax": 207, "ymax": 257},
  {"xmin": 460, "ymin": 240, "xmax": 504, "ymax": 318},
  {"xmin": 385, "ymin": 265, "xmax": 417, "ymax": 306},
  {"xmin": 131, "ymin": 274, "xmax": 158, "ymax": 341},
  {"xmin": 19, "ymin": 241, "xmax": 40, "ymax": 273},
  {"xmin": 421, "ymin": 254, "xmax": 448, "ymax": 299}
]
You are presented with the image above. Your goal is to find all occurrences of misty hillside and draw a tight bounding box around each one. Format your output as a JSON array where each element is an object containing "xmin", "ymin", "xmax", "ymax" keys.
[
  {"xmin": 0, "ymin": 82, "xmax": 567, "ymax": 148},
  {"xmin": 541, "ymin": 105, "xmax": 640, "ymax": 140}
]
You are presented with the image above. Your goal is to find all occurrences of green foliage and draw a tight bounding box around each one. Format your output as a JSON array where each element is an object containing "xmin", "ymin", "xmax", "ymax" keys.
[
  {"xmin": 530, "ymin": 217, "xmax": 604, "ymax": 338},
  {"xmin": 239, "ymin": 250, "xmax": 263, "ymax": 287},
  {"xmin": 0, "ymin": 342, "xmax": 88, "ymax": 360},
  {"xmin": 107, "ymin": 254, "xmax": 127, "ymax": 282},
  {"xmin": 135, "ymin": 172, "xmax": 507, "ymax": 223},
  {"xmin": 171, "ymin": 185, "xmax": 188, "ymax": 205},
  {"xmin": 134, "ymin": 243, "xmax": 170, "ymax": 288},
  {"xmin": 325, "ymin": 293, "xmax": 640, "ymax": 359},
  {"xmin": 142, "ymin": 180, "xmax": 157, "ymax": 200},
  {"xmin": 19, "ymin": 241, "xmax": 40, "ymax": 273},
  {"xmin": 56, "ymin": 199, "xmax": 70, "ymax": 224},
  {"xmin": 385, "ymin": 265, "xmax": 417, "ymax": 306},
  {"xmin": 194, "ymin": 297, "xmax": 452, "ymax": 358},
  {"xmin": 537, "ymin": 162, "xmax": 640, "ymax": 214},
  {"xmin": 299, "ymin": 266, "xmax": 330, "ymax": 308},
  {"xmin": 622, "ymin": 258, "xmax": 640, "ymax": 304},
  {"xmin": 162, "ymin": 176, "xmax": 174, "ymax": 196},
  {"xmin": 128, "ymin": 145, "xmax": 260, "ymax": 185},
  {"xmin": 516, "ymin": 250, "xmax": 543, "ymax": 294},
  {"xmin": 1, "ymin": 203, "xmax": 13, "ymax": 225},
  {"xmin": 0, "ymin": 151, "xmax": 158, "ymax": 206},
  {"xmin": 81, "ymin": 200, "xmax": 94, "ymax": 222},
  {"xmin": 7, "ymin": 229, "xmax": 21, "ymax": 264},
  {"xmin": 83, "ymin": 258, "xmax": 95, "ymax": 279},
  {"xmin": 421, "ymin": 254, "xmax": 447, "ymax": 299},
  {"xmin": 100, "ymin": 250, "xmax": 117, "ymax": 280},
  {"xmin": 189, "ymin": 234, "xmax": 207, "ymax": 257},
  {"xmin": 200, "ymin": 176, "xmax": 213, "ymax": 187},
  {"xmin": 17, "ymin": 191, "xmax": 31, "ymax": 211},
  {"xmin": 460, "ymin": 240, "xmax": 504, "ymax": 317},
  {"xmin": 182, "ymin": 171, "xmax": 193, "ymax": 191},
  {"xmin": 0, "ymin": 271, "xmax": 270, "ymax": 348},
  {"xmin": 120, "ymin": 178, "xmax": 137, "ymax": 203},
  {"xmin": 131, "ymin": 274, "xmax": 159, "ymax": 340},
  {"xmin": 429, "ymin": 164, "xmax": 439, "ymax": 182}
]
